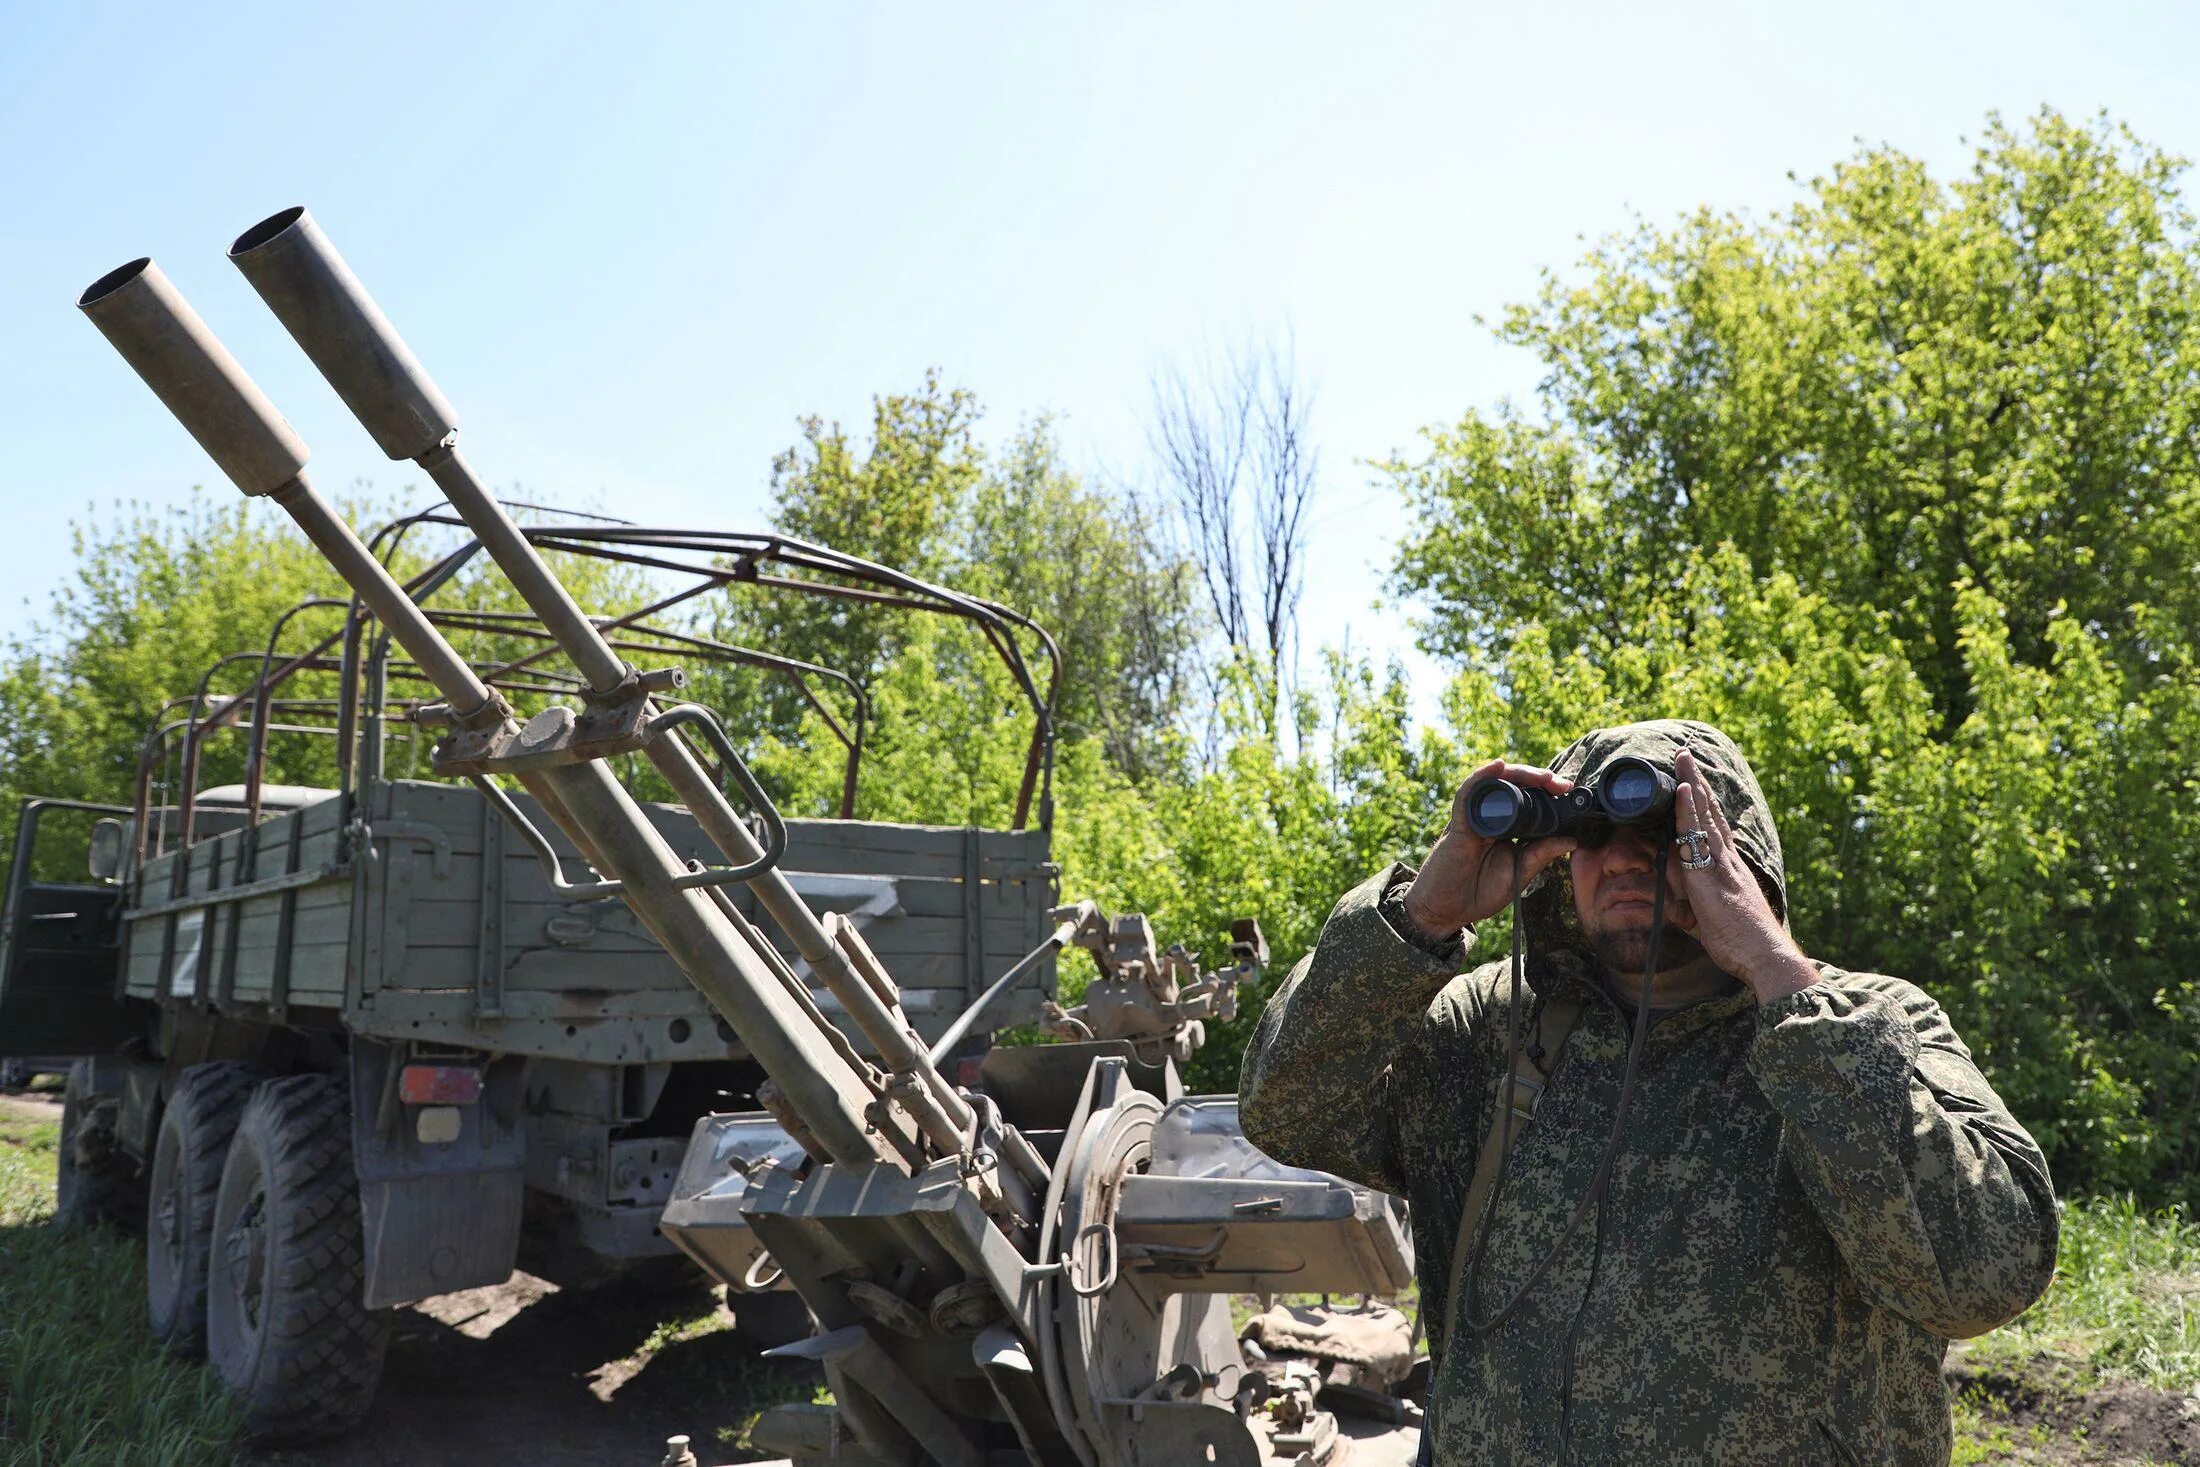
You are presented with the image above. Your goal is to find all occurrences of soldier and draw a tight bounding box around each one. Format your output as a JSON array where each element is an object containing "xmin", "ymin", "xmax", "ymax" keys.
[{"xmin": 1239, "ymin": 719, "xmax": 2058, "ymax": 1465}]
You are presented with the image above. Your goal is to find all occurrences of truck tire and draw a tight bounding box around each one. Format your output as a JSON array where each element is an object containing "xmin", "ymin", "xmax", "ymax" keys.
[
  {"xmin": 56, "ymin": 1059, "xmax": 137, "ymax": 1229},
  {"xmin": 147, "ymin": 1062, "xmax": 259, "ymax": 1355},
  {"xmin": 206, "ymin": 1074, "xmax": 389, "ymax": 1441}
]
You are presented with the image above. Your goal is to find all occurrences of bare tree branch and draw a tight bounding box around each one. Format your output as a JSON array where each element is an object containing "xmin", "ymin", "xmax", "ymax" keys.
[
  {"xmin": 1144, "ymin": 335, "xmax": 1319, "ymax": 730},
  {"xmin": 1250, "ymin": 336, "xmax": 1316, "ymax": 679}
]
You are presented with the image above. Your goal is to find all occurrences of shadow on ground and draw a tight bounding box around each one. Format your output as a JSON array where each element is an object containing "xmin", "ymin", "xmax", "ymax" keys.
[{"xmin": 246, "ymin": 1272, "xmax": 817, "ymax": 1467}]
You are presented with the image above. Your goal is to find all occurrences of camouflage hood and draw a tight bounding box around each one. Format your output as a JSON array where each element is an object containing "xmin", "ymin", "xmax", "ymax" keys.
[{"xmin": 1519, "ymin": 718, "xmax": 1786, "ymax": 989}]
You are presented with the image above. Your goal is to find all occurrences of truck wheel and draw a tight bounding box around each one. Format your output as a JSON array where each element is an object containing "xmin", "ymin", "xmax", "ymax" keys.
[
  {"xmin": 147, "ymin": 1063, "xmax": 259, "ymax": 1355},
  {"xmin": 206, "ymin": 1074, "xmax": 389, "ymax": 1441},
  {"xmin": 56, "ymin": 1059, "xmax": 137, "ymax": 1229}
]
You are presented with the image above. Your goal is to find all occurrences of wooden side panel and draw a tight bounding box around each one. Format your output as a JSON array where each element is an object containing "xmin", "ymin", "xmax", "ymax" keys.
[
  {"xmin": 117, "ymin": 798, "xmax": 354, "ymax": 1013},
  {"xmin": 367, "ymin": 780, "xmax": 1057, "ymax": 1039},
  {"xmin": 112, "ymin": 780, "xmax": 1058, "ymax": 1044}
]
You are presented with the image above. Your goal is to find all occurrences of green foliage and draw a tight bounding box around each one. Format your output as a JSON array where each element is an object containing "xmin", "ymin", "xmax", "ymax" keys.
[
  {"xmin": 0, "ymin": 497, "xmax": 354, "ymax": 887},
  {"xmin": 1391, "ymin": 110, "xmax": 2200, "ymax": 728},
  {"xmin": 757, "ymin": 616, "xmax": 1039, "ymax": 830},
  {"xmin": 950, "ymin": 420, "xmax": 1199, "ymax": 780},
  {"xmin": 717, "ymin": 376, "xmax": 1196, "ymax": 781},
  {"xmin": 1384, "ymin": 110, "xmax": 2200, "ymax": 1205},
  {"xmin": 730, "ymin": 370, "xmax": 986, "ymax": 706}
]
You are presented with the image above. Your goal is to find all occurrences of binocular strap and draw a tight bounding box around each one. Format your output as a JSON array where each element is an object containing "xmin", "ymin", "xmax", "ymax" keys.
[{"xmin": 1448, "ymin": 842, "xmax": 1668, "ymax": 1343}]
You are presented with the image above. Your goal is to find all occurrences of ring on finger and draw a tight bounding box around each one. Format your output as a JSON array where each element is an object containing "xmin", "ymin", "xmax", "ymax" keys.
[{"xmin": 1675, "ymin": 827, "xmax": 1715, "ymax": 870}]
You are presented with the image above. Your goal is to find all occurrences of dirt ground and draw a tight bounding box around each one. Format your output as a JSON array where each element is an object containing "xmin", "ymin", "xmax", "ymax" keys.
[
  {"xmin": 1947, "ymin": 1351, "xmax": 2200, "ymax": 1466},
  {"xmin": 241, "ymin": 1286, "xmax": 2200, "ymax": 1467},
  {"xmin": 0, "ymin": 1089, "xmax": 61, "ymax": 1125}
]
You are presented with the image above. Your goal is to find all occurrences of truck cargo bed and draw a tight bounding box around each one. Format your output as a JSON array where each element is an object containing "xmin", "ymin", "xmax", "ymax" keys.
[{"xmin": 122, "ymin": 779, "xmax": 1055, "ymax": 1064}]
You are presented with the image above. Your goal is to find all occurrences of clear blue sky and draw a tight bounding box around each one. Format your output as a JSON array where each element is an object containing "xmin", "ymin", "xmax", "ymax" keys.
[{"xmin": 1, "ymin": 1, "xmax": 2190, "ymax": 693}]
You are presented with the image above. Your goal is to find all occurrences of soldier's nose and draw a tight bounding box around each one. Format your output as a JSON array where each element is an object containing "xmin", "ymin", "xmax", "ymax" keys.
[{"xmin": 1601, "ymin": 828, "xmax": 1656, "ymax": 873}]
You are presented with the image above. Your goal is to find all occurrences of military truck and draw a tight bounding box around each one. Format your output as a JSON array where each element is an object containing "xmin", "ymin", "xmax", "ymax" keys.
[{"xmin": 0, "ymin": 510, "xmax": 1066, "ymax": 1436}]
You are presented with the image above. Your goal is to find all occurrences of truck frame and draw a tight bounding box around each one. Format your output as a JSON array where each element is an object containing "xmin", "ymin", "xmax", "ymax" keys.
[{"xmin": 1, "ymin": 512, "xmax": 1063, "ymax": 1427}]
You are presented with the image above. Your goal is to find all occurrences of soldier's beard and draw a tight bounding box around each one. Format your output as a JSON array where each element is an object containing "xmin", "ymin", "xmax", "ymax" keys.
[{"xmin": 1586, "ymin": 920, "xmax": 1705, "ymax": 984}]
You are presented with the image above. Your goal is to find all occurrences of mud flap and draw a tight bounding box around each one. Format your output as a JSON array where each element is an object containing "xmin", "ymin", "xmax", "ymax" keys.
[{"xmin": 349, "ymin": 1040, "xmax": 526, "ymax": 1308}]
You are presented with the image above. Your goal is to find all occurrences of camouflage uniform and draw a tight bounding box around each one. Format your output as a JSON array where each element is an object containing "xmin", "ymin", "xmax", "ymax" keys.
[{"xmin": 1239, "ymin": 720, "xmax": 2058, "ymax": 1465}]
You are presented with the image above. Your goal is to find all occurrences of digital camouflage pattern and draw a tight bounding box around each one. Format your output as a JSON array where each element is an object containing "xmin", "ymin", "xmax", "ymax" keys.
[{"xmin": 1240, "ymin": 719, "xmax": 2059, "ymax": 1465}]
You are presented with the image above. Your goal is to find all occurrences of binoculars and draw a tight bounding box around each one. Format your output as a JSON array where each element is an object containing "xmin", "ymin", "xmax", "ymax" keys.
[{"xmin": 1465, "ymin": 756, "xmax": 1677, "ymax": 843}]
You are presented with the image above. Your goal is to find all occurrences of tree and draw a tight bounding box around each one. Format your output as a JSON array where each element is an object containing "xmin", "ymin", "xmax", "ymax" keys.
[
  {"xmin": 719, "ymin": 370, "xmax": 986, "ymax": 725},
  {"xmin": 951, "ymin": 419, "xmax": 1199, "ymax": 780},
  {"xmin": 1389, "ymin": 110, "xmax": 2200, "ymax": 730},
  {"xmin": 0, "ymin": 497, "xmax": 354, "ymax": 885},
  {"xmin": 726, "ymin": 377, "xmax": 1201, "ymax": 795},
  {"xmin": 1145, "ymin": 337, "xmax": 1319, "ymax": 738}
]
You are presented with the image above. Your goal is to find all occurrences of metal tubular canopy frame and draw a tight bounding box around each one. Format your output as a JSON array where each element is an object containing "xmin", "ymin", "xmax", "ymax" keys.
[
  {"xmin": 393, "ymin": 509, "xmax": 1064, "ymax": 826},
  {"xmin": 136, "ymin": 499, "xmax": 1041, "ymax": 857}
]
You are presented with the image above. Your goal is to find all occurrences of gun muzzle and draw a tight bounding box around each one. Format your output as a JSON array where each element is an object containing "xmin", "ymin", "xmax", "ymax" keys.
[
  {"xmin": 76, "ymin": 257, "xmax": 309, "ymax": 497},
  {"xmin": 77, "ymin": 254, "xmax": 496, "ymax": 713},
  {"xmin": 229, "ymin": 206, "xmax": 456, "ymax": 462}
]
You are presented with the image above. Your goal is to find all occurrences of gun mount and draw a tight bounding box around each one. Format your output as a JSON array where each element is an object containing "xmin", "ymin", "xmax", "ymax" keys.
[
  {"xmin": 78, "ymin": 209, "xmax": 1420, "ymax": 1464},
  {"xmin": 1038, "ymin": 914, "xmax": 1266, "ymax": 1066}
]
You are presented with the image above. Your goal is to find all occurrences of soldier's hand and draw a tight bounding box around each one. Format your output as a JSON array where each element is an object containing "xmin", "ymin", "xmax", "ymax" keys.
[
  {"xmin": 1670, "ymin": 749, "xmax": 1818, "ymax": 1001},
  {"xmin": 1402, "ymin": 760, "xmax": 1579, "ymax": 938}
]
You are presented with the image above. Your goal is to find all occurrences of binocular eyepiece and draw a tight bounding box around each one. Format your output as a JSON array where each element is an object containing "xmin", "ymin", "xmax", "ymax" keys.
[{"xmin": 1465, "ymin": 756, "xmax": 1676, "ymax": 843}]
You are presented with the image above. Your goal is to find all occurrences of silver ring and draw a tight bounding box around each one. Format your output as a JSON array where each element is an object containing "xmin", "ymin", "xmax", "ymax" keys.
[{"xmin": 1676, "ymin": 828, "xmax": 1714, "ymax": 870}]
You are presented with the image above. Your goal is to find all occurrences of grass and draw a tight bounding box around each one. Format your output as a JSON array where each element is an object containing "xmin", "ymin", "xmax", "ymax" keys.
[
  {"xmin": 0, "ymin": 1104, "xmax": 245, "ymax": 1466},
  {"xmin": 1947, "ymin": 1387, "xmax": 2111, "ymax": 1466}
]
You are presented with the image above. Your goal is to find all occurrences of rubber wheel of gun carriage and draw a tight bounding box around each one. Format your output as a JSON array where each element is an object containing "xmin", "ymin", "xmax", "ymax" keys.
[
  {"xmin": 56, "ymin": 1059, "xmax": 139, "ymax": 1230},
  {"xmin": 206, "ymin": 1074, "xmax": 390, "ymax": 1441},
  {"xmin": 1049, "ymin": 1083, "xmax": 1246, "ymax": 1467},
  {"xmin": 147, "ymin": 1062, "xmax": 260, "ymax": 1356}
]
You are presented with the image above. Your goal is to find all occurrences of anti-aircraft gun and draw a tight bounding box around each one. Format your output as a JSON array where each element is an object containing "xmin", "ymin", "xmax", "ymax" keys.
[{"xmin": 78, "ymin": 208, "xmax": 1421, "ymax": 1465}]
